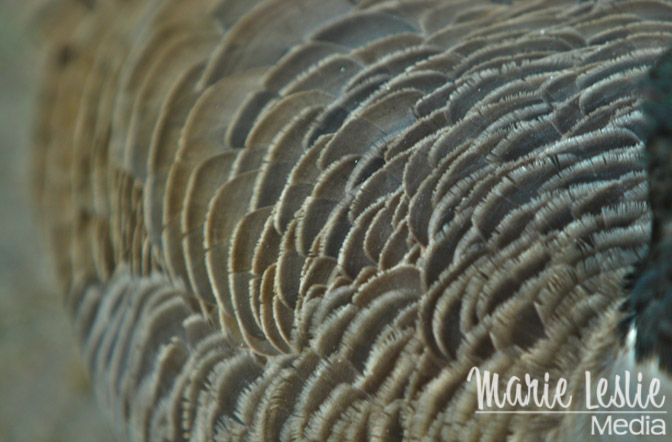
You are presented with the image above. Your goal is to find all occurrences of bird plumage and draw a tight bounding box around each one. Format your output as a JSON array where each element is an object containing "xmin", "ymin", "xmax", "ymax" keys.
[{"xmin": 32, "ymin": 0, "xmax": 672, "ymax": 440}]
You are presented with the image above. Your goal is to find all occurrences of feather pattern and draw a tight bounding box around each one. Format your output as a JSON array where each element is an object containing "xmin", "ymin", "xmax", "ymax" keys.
[{"xmin": 33, "ymin": 0, "xmax": 672, "ymax": 440}]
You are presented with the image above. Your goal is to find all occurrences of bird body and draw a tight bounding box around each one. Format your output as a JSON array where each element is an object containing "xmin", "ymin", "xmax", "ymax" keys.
[{"xmin": 33, "ymin": 0, "xmax": 672, "ymax": 440}]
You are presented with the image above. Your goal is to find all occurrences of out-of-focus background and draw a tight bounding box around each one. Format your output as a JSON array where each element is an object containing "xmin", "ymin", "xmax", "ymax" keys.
[{"xmin": 0, "ymin": 2, "xmax": 114, "ymax": 441}]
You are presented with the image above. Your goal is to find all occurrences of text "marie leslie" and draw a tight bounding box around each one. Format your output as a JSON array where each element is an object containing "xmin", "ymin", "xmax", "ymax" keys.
[{"xmin": 466, "ymin": 367, "xmax": 665, "ymax": 411}]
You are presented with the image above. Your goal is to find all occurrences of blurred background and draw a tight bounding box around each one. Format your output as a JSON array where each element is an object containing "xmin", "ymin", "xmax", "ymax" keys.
[{"xmin": 0, "ymin": 2, "xmax": 114, "ymax": 441}]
